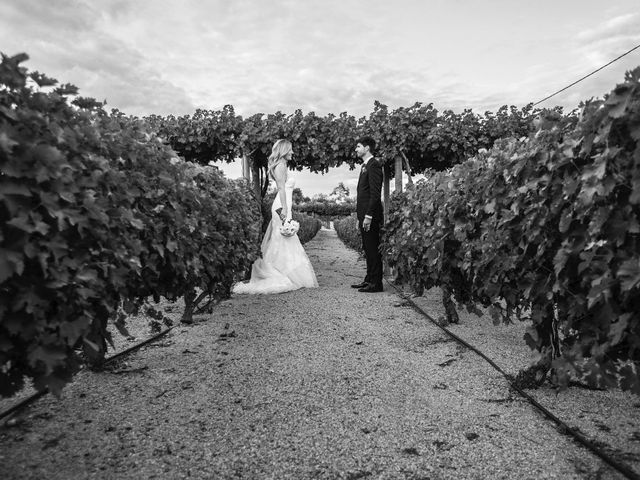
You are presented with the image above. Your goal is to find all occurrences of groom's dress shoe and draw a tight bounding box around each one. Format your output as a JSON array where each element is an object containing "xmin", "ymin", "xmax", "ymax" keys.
[
  {"xmin": 358, "ymin": 284, "xmax": 383, "ymax": 293},
  {"xmin": 351, "ymin": 281, "xmax": 369, "ymax": 289}
]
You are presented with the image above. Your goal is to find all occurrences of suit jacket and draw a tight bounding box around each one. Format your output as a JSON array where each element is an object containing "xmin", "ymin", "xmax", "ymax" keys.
[{"xmin": 356, "ymin": 157, "xmax": 383, "ymax": 222}]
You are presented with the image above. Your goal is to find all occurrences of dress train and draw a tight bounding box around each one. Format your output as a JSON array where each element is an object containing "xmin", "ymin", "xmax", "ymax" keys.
[{"xmin": 232, "ymin": 177, "xmax": 318, "ymax": 295}]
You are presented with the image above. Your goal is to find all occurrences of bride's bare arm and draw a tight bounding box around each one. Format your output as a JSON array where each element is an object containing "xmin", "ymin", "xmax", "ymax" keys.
[{"xmin": 273, "ymin": 162, "xmax": 288, "ymax": 220}]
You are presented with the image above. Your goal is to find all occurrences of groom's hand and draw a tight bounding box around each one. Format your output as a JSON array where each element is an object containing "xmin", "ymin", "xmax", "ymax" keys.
[{"xmin": 363, "ymin": 216, "xmax": 372, "ymax": 231}]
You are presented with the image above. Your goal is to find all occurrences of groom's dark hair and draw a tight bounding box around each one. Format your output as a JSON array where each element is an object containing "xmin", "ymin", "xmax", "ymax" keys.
[{"xmin": 358, "ymin": 136, "xmax": 376, "ymax": 154}]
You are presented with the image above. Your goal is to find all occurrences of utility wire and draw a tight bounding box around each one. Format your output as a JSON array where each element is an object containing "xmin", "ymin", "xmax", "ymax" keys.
[{"xmin": 533, "ymin": 42, "xmax": 640, "ymax": 106}]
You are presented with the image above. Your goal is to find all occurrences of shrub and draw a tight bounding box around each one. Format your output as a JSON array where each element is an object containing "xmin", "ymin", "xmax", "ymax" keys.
[
  {"xmin": 298, "ymin": 198, "xmax": 356, "ymax": 217},
  {"xmin": 382, "ymin": 68, "xmax": 640, "ymax": 392},
  {"xmin": 334, "ymin": 214, "xmax": 362, "ymax": 253},
  {"xmin": 0, "ymin": 53, "xmax": 261, "ymax": 396},
  {"xmin": 293, "ymin": 212, "xmax": 322, "ymax": 244}
]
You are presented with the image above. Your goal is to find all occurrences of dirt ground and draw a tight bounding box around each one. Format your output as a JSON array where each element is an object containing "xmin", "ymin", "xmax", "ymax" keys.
[{"xmin": 1, "ymin": 227, "xmax": 638, "ymax": 479}]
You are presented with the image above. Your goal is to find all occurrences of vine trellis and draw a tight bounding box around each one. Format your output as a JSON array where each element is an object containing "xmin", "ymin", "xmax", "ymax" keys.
[{"xmin": 145, "ymin": 101, "xmax": 543, "ymax": 214}]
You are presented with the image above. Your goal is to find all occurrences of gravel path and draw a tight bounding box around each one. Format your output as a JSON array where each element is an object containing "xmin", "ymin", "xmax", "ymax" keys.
[{"xmin": 0, "ymin": 228, "xmax": 635, "ymax": 479}]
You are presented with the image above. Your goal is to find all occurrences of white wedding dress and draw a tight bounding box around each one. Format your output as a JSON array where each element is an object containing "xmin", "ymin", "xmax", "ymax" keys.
[{"xmin": 232, "ymin": 176, "xmax": 319, "ymax": 295}]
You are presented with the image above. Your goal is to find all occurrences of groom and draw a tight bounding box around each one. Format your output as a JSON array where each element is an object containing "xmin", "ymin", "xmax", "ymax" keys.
[{"xmin": 351, "ymin": 136, "xmax": 384, "ymax": 293}]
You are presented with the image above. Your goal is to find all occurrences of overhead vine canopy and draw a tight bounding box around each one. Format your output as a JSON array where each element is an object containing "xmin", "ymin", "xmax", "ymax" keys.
[{"xmin": 144, "ymin": 101, "xmax": 552, "ymax": 176}]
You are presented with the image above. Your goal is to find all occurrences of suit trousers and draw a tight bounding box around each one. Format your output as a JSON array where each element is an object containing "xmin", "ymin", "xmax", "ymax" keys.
[{"xmin": 359, "ymin": 218, "xmax": 383, "ymax": 287}]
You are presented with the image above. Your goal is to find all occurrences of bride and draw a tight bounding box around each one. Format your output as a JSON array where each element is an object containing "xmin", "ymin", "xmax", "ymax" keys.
[{"xmin": 233, "ymin": 139, "xmax": 319, "ymax": 295}]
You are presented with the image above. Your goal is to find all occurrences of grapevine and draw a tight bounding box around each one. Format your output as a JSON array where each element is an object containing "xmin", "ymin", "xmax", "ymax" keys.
[{"xmin": 382, "ymin": 68, "xmax": 640, "ymax": 392}]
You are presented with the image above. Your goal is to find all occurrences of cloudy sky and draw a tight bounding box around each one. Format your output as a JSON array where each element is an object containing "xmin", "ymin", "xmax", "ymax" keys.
[{"xmin": 3, "ymin": 0, "xmax": 640, "ymax": 196}]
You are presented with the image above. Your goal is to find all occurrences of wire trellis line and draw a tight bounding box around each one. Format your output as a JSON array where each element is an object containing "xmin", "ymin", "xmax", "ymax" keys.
[{"xmin": 533, "ymin": 42, "xmax": 640, "ymax": 106}]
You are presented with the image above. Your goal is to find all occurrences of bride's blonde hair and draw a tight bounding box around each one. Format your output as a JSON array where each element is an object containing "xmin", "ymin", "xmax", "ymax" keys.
[{"xmin": 267, "ymin": 139, "xmax": 292, "ymax": 178}]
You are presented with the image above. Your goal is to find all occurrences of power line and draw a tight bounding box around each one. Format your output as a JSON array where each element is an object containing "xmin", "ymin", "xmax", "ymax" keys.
[{"xmin": 533, "ymin": 42, "xmax": 640, "ymax": 106}]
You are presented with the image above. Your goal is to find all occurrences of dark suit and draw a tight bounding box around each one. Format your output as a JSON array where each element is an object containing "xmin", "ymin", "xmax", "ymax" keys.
[{"xmin": 356, "ymin": 157, "xmax": 383, "ymax": 288}]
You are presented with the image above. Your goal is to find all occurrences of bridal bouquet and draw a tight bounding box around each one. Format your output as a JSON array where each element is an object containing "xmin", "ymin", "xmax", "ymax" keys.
[{"xmin": 279, "ymin": 219, "xmax": 299, "ymax": 237}]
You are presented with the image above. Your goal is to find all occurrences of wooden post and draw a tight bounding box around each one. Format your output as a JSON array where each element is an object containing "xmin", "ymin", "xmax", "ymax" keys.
[
  {"xmin": 394, "ymin": 155, "xmax": 403, "ymax": 194},
  {"xmin": 382, "ymin": 162, "xmax": 390, "ymax": 221},
  {"xmin": 382, "ymin": 162, "xmax": 391, "ymax": 276},
  {"xmin": 251, "ymin": 161, "xmax": 261, "ymax": 201},
  {"xmin": 241, "ymin": 154, "xmax": 251, "ymax": 181},
  {"xmin": 401, "ymin": 151, "xmax": 413, "ymax": 186}
]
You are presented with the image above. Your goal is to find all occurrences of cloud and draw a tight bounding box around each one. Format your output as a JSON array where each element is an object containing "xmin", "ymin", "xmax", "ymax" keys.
[
  {"xmin": 5, "ymin": 0, "xmax": 93, "ymax": 33},
  {"xmin": 4, "ymin": 1, "xmax": 640, "ymax": 133},
  {"xmin": 0, "ymin": 1, "xmax": 569, "ymax": 117},
  {"xmin": 576, "ymin": 13, "xmax": 640, "ymax": 45},
  {"xmin": 2, "ymin": 0, "xmax": 196, "ymax": 116},
  {"xmin": 575, "ymin": 13, "xmax": 640, "ymax": 70},
  {"xmin": 538, "ymin": 13, "xmax": 640, "ymax": 108},
  {"xmin": 476, "ymin": 12, "xmax": 640, "ymax": 113}
]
